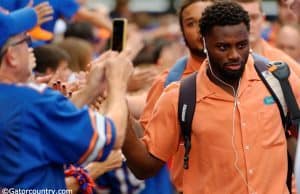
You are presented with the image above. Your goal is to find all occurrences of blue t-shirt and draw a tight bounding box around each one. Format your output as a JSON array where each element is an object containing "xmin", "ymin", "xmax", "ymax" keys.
[
  {"xmin": 0, "ymin": 0, "xmax": 79, "ymax": 32},
  {"xmin": 0, "ymin": 83, "xmax": 116, "ymax": 189}
]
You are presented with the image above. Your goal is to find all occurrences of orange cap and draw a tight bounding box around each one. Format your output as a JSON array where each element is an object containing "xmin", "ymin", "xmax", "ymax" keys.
[{"xmin": 28, "ymin": 26, "xmax": 53, "ymax": 41}]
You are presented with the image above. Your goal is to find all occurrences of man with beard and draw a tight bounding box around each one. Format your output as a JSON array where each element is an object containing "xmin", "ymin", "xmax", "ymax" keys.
[
  {"xmin": 122, "ymin": 1, "xmax": 300, "ymax": 194},
  {"xmin": 140, "ymin": 0, "xmax": 212, "ymax": 130},
  {"xmin": 139, "ymin": 1, "xmax": 212, "ymax": 192}
]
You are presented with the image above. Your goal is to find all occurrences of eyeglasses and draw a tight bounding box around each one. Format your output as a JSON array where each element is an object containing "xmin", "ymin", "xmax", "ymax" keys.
[
  {"xmin": 11, "ymin": 35, "xmax": 32, "ymax": 47},
  {"xmin": 0, "ymin": 35, "xmax": 32, "ymax": 59}
]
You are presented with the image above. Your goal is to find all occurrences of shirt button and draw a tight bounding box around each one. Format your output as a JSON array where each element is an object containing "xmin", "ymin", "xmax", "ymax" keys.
[
  {"xmin": 237, "ymin": 101, "xmax": 241, "ymax": 105},
  {"xmin": 245, "ymin": 145, "xmax": 250, "ymax": 150},
  {"xmin": 249, "ymin": 169, "xmax": 254, "ymax": 174},
  {"xmin": 242, "ymin": 122, "xmax": 246, "ymax": 127}
]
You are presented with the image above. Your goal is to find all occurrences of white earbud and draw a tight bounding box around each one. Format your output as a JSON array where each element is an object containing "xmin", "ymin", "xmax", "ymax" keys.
[{"xmin": 202, "ymin": 37, "xmax": 208, "ymax": 54}]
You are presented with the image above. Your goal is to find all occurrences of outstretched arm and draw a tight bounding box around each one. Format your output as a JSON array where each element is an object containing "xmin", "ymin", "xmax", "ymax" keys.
[
  {"xmin": 74, "ymin": 7, "xmax": 112, "ymax": 33},
  {"xmin": 122, "ymin": 115, "xmax": 165, "ymax": 179}
]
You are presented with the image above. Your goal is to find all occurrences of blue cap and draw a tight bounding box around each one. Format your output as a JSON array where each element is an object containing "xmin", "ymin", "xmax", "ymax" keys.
[{"xmin": 0, "ymin": 7, "xmax": 37, "ymax": 48}]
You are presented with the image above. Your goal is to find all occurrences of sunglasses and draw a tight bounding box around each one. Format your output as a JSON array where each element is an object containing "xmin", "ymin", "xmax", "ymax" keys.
[{"xmin": 0, "ymin": 35, "xmax": 32, "ymax": 59}]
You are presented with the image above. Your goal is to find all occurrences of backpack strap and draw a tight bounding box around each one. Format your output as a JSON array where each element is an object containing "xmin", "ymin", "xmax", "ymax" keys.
[
  {"xmin": 164, "ymin": 56, "xmax": 188, "ymax": 87},
  {"xmin": 178, "ymin": 72, "xmax": 197, "ymax": 169},
  {"xmin": 253, "ymin": 52, "xmax": 300, "ymax": 126},
  {"xmin": 269, "ymin": 62, "xmax": 300, "ymax": 124},
  {"xmin": 252, "ymin": 53, "xmax": 288, "ymax": 126}
]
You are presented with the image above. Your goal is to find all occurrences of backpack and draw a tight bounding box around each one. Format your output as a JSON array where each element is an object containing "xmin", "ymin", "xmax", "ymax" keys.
[
  {"xmin": 164, "ymin": 56, "xmax": 188, "ymax": 87},
  {"xmin": 168, "ymin": 53, "xmax": 299, "ymax": 191}
]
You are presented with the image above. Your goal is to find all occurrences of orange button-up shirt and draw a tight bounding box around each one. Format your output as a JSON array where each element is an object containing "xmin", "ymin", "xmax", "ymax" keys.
[{"xmin": 142, "ymin": 55, "xmax": 300, "ymax": 194}]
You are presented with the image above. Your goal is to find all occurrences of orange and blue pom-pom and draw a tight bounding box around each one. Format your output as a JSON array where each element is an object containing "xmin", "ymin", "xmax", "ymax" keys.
[{"xmin": 65, "ymin": 165, "xmax": 95, "ymax": 194}]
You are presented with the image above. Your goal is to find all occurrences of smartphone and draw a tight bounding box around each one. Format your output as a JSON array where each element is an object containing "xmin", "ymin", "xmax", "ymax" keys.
[{"xmin": 111, "ymin": 18, "xmax": 127, "ymax": 52}]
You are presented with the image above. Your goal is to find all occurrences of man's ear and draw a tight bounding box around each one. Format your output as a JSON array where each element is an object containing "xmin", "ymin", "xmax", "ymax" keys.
[{"xmin": 4, "ymin": 47, "xmax": 18, "ymax": 67}]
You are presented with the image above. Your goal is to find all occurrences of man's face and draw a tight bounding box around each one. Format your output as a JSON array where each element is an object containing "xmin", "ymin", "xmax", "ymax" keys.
[
  {"xmin": 276, "ymin": 26, "xmax": 300, "ymax": 62},
  {"xmin": 278, "ymin": 2, "xmax": 299, "ymax": 24},
  {"xmin": 9, "ymin": 34, "xmax": 31, "ymax": 82},
  {"xmin": 239, "ymin": 1, "xmax": 264, "ymax": 44},
  {"xmin": 181, "ymin": 1, "xmax": 212, "ymax": 58},
  {"xmin": 284, "ymin": 0, "xmax": 300, "ymax": 17},
  {"xmin": 205, "ymin": 23, "xmax": 250, "ymax": 81}
]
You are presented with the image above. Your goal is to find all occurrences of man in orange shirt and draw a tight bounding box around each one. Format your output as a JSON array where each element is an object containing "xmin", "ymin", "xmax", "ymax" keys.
[
  {"xmin": 122, "ymin": 2, "xmax": 300, "ymax": 194},
  {"xmin": 140, "ymin": 0, "xmax": 299, "ymax": 192}
]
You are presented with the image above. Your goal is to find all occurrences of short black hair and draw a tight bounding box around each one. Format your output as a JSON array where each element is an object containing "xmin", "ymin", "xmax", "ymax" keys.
[{"xmin": 200, "ymin": 1, "xmax": 250, "ymax": 37}]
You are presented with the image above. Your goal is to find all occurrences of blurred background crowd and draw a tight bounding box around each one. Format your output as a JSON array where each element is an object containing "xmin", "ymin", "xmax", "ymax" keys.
[{"xmin": 27, "ymin": 0, "xmax": 300, "ymax": 118}]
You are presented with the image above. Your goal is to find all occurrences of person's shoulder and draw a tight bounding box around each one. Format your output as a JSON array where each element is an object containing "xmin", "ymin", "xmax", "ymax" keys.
[
  {"xmin": 161, "ymin": 81, "xmax": 180, "ymax": 101},
  {"xmin": 15, "ymin": 82, "xmax": 61, "ymax": 101},
  {"xmin": 263, "ymin": 43, "xmax": 300, "ymax": 75},
  {"xmin": 268, "ymin": 46, "xmax": 292, "ymax": 61},
  {"xmin": 23, "ymin": 82, "xmax": 48, "ymax": 92},
  {"xmin": 20, "ymin": 82, "xmax": 49, "ymax": 93},
  {"xmin": 152, "ymin": 81, "xmax": 180, "ymax": 120},
  {"xmin": 164, "ymin": 81, "xmax": 180, "ymax": 92},
  {"xmin": 0, "ymin": 83, "xmax": 58, "ymax": 107},
  {"xmin": 148, "ymin": 69, "xmax": 171, "ymax": 91},
  {"xmin": 153, "ymin": 66, "xmax": 180, "ymax": 85},
  {"xmin": 262, "ymin": 40, "xmax": 297, "ymax": 63}
]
